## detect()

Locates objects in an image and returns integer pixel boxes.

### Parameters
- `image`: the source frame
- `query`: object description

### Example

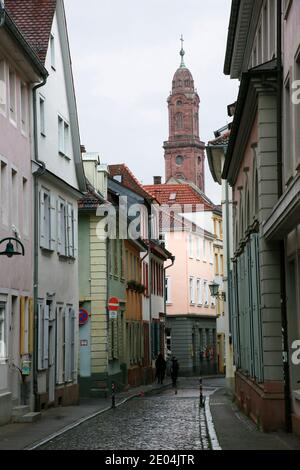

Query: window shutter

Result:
[67,203,73,257]
[64,307,71,381]
[57,200,62,254]
[50,194,56,251]
[55,307,61,384]
[43,304,49,369]
[20,297,26,355]
[70,308,76,379]
[28,298,34,354]
[113,319,118,360]
[37,303,44,370]
[40,190,45,248]
[72,207,77,259]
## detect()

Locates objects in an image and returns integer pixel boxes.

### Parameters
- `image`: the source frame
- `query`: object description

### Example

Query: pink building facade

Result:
[0,8,46,424]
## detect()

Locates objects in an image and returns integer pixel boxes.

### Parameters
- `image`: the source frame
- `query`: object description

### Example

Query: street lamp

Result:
[209,282,226,301]
[0,238,25,258]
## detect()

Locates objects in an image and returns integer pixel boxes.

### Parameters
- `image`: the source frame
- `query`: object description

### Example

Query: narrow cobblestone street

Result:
[39,380,213,450]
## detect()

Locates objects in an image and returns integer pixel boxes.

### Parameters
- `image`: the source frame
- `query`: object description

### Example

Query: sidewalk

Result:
[0,381,171,451]
[209,387,300,450]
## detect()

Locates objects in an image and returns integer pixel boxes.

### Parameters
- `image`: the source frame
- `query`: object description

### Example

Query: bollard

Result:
[199,377,204,408]
[111,382,116,409]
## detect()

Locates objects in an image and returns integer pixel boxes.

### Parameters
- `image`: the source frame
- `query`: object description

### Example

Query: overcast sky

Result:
[64,0,238,204]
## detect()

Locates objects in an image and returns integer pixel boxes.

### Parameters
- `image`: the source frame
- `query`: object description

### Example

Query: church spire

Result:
[180,34,186,68]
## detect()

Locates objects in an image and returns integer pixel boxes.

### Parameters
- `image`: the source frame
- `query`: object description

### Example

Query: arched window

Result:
[175,113,183,129]
[176,100,182,106]
[185,80,190,87]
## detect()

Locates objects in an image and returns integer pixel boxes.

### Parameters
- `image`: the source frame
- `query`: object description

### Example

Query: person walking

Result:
[170,356,179,394]
[155,353,166,385]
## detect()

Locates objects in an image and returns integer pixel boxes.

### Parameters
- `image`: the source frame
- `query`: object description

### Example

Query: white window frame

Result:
[203,238,207,262]
[40,188,54,251]
[50,34,56,70]
[58,115,70,158]
[189,277,195,305]
[0,160,8,226]
[196,237,201,260]
[40,95,46,136]
[0,59,6,116]
[0,300,7,361]
[196,279,202,306]
[204,281,209,307]
[20,81,27,134]
[58,198,67,256]
[9,68,16,124]
[188,234,193,258]
[37,302,49,371]
[165,277,171,304]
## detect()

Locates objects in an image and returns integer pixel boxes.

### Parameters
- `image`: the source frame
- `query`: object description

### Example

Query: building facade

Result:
[222,0,291,432]
[0,4,47,425]
[6,0,86,410]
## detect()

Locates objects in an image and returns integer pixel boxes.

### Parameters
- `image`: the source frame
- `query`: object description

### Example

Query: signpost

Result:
[108,297,119,319]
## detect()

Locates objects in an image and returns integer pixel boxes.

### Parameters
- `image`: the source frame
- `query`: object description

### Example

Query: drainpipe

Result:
[32,77,48,408]
[276,0,292,433]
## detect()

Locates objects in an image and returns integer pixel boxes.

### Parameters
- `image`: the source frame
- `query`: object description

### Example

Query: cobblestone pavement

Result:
[39,382,213,450]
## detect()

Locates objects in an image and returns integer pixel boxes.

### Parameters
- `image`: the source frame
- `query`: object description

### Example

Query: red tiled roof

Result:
[208,130,231,146]
[108,164,156,202]
[143,184,214,211]
[5,0,57,64]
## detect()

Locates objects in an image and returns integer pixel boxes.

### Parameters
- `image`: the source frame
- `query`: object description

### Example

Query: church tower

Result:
[164,39,205,192]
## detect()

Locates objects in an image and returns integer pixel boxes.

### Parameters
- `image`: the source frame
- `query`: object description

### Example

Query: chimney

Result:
[80,144,86,154]
[153,176,162,185]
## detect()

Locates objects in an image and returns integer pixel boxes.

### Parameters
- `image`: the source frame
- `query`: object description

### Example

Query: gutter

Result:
[32,77,48,407]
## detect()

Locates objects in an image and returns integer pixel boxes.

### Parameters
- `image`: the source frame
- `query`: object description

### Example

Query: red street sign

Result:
[79,309,89,325]
[108,297,119,311]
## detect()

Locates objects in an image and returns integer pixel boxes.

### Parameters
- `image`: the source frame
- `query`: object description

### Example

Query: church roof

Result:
[5,0,57,64]
[172,66,195,93]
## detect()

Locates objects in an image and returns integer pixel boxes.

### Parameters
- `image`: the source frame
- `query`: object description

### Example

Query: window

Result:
[40,96,46,136]
[0,302,6,359]
[40,189,51,250]
[9,69,16,121]
[165,277,171,304]
[196,237,201,259]
[294,51,300,167]
[0,60,6,115]
[175,112,183,129]
[58,116,70,157]
[215,253,219,275]
[220,254,224,276]
[64,306,76,382]
[50,34,56,70]
[196,279,201,305]
[203,281,209,306]
[58,198,67,256]
[20,82,27,132]
[203,239,206,261]
[284,77,293,183]
[37,302,49,371]
[189,234,193,258]
[189,277,195,305]
[11,169,18,228]
[210,242,213,264]
[0,161,8,225]
[22,178,29,236]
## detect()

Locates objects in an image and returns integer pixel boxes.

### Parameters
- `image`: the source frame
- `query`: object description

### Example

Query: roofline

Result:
[0,7,48,78]
[224,0,241,75]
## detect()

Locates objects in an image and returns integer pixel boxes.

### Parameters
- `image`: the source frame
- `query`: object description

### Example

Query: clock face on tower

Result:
[176,155,184,166]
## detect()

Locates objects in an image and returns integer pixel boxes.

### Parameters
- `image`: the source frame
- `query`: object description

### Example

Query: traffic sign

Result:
[79,308,89,326]
[109,311,118,320]
[108,297,119,311]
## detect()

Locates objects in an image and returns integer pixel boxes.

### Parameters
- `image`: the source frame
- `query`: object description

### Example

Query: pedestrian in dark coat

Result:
[155,353,166,385]
[170,356,179,392]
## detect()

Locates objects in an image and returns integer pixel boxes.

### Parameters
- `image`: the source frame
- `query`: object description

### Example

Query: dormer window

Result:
[169,193,177,201]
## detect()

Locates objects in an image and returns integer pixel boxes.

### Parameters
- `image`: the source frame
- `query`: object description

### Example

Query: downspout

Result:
[225,180,232,343]
[32,77,48,408]
[276,0,292,433]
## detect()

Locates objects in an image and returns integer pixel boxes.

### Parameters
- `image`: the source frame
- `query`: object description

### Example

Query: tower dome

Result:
[172,36,195,93]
